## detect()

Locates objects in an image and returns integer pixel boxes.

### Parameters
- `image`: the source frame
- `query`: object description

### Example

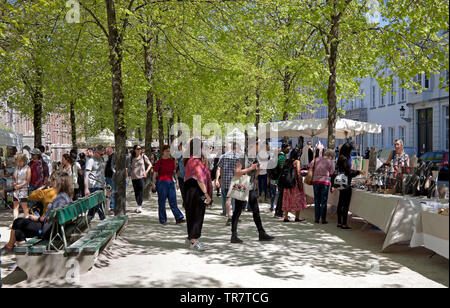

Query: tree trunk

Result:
[33,67,43,147]
[327,16,339,151]
[143,37,154,200]
[169,111,174,145]
[70,99,77,150]
[105,0,127,216]
[156,97,164,151]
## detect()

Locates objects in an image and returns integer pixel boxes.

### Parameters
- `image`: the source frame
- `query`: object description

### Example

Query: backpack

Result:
[267,153,283,181]
[278,160,297,189]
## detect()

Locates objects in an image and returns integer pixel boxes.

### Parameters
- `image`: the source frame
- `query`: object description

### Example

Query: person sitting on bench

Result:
[1,171,73,255]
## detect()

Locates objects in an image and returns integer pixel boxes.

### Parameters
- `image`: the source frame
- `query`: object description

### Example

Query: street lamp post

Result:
[400,105,412,122]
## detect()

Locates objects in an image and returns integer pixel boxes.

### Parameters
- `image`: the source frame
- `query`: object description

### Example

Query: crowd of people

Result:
[5,136,414,254]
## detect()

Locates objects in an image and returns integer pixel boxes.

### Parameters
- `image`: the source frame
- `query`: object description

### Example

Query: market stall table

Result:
[304,183,447,252]
[410,210,449,259]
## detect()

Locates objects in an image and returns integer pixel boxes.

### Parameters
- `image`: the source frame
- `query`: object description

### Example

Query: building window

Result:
[388,127,395,146]
[424,73,430,89]
[389,80,395,105]
[446,106,449,151]
[399,126,406,145]
[381,128,385,148]
[379,91,385,107]
[400,86,406,102]
[360,90,365,108]
[371,86,376,108]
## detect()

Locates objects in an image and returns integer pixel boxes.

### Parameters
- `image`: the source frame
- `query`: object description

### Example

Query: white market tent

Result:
[80,129,115,147]
[262,118,381,139]
[0,128,24,149]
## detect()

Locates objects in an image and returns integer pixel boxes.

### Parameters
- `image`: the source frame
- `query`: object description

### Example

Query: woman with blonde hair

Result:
[386,139,410,168]
[12,153,31,221]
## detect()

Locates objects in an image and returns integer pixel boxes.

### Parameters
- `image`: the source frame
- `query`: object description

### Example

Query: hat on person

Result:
[31,148,41,155]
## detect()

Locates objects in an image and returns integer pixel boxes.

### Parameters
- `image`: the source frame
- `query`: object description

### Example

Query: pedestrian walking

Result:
[308,149,335,224]
[230,140,275,244]
[28,148,49,215]
[84,145,106,220]
[105,147,116,213]
[38,145,52,181]
[274,143,290,218]
[152,145,185,224]
[215,142,240,225]
[281,148,307,222]
[175,143,187,208]
[183,138,212,251]
[12,154,31,221]
[61,153,79,201]
[334,143,364,229]
[300,141,314,169]
[130,145,152,213]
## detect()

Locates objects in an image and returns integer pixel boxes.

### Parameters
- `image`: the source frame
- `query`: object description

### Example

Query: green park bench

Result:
[13,190,128,280]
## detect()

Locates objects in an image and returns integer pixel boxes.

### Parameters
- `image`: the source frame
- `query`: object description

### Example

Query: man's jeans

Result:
[221,187,235,216]
[156,180,184,223]
[313,183,329,222]
[105,177,115,210]
[87,187,105,220]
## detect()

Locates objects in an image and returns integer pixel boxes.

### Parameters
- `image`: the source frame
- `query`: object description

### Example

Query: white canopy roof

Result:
[0,128,23,149]
[262,118,381,139]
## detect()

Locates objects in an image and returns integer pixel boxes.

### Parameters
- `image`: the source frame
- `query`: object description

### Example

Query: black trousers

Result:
[337,188,352,225]
[13,218,42,242]
[275,186,284,217]
[184,179,206,240]
[132,178,145,206]
[232,190,264,236]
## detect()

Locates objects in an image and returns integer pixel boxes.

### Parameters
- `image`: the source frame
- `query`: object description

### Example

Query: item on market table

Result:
[410,155,418,168]
[368,146,378,174]
[438,208,449,216]
[438,184,448,199]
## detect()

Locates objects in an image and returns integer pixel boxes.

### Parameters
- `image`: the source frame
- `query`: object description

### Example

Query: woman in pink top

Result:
[307,149,335,224]
[183,139,212,251]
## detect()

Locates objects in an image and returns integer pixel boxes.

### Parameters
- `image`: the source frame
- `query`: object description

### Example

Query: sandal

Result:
[283,218,290,222]
[341,225,352,230]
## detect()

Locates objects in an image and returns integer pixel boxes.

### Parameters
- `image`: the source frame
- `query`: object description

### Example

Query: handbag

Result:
[227,174,251,202]
[304,158,316,185]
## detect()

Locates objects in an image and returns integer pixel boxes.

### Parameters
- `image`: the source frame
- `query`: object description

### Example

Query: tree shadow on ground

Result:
[2,186,448,287]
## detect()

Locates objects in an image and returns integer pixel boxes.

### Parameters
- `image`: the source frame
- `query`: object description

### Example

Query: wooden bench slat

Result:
[14,238,43,254]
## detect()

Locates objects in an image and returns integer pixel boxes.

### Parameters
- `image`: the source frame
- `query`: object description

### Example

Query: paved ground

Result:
[1,184,448,288]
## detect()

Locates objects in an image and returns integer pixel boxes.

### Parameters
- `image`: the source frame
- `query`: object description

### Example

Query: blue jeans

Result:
[87,187,105,220]
[156,180,184,223]
[313,184,329,222]
[269,184,278,210]
[221,187,235,216]
[105,177,115,210]
[258,174,268,198]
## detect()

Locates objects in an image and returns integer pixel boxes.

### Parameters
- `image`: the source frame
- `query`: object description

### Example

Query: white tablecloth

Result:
[304,183,448,252]
[411,210,449,259]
